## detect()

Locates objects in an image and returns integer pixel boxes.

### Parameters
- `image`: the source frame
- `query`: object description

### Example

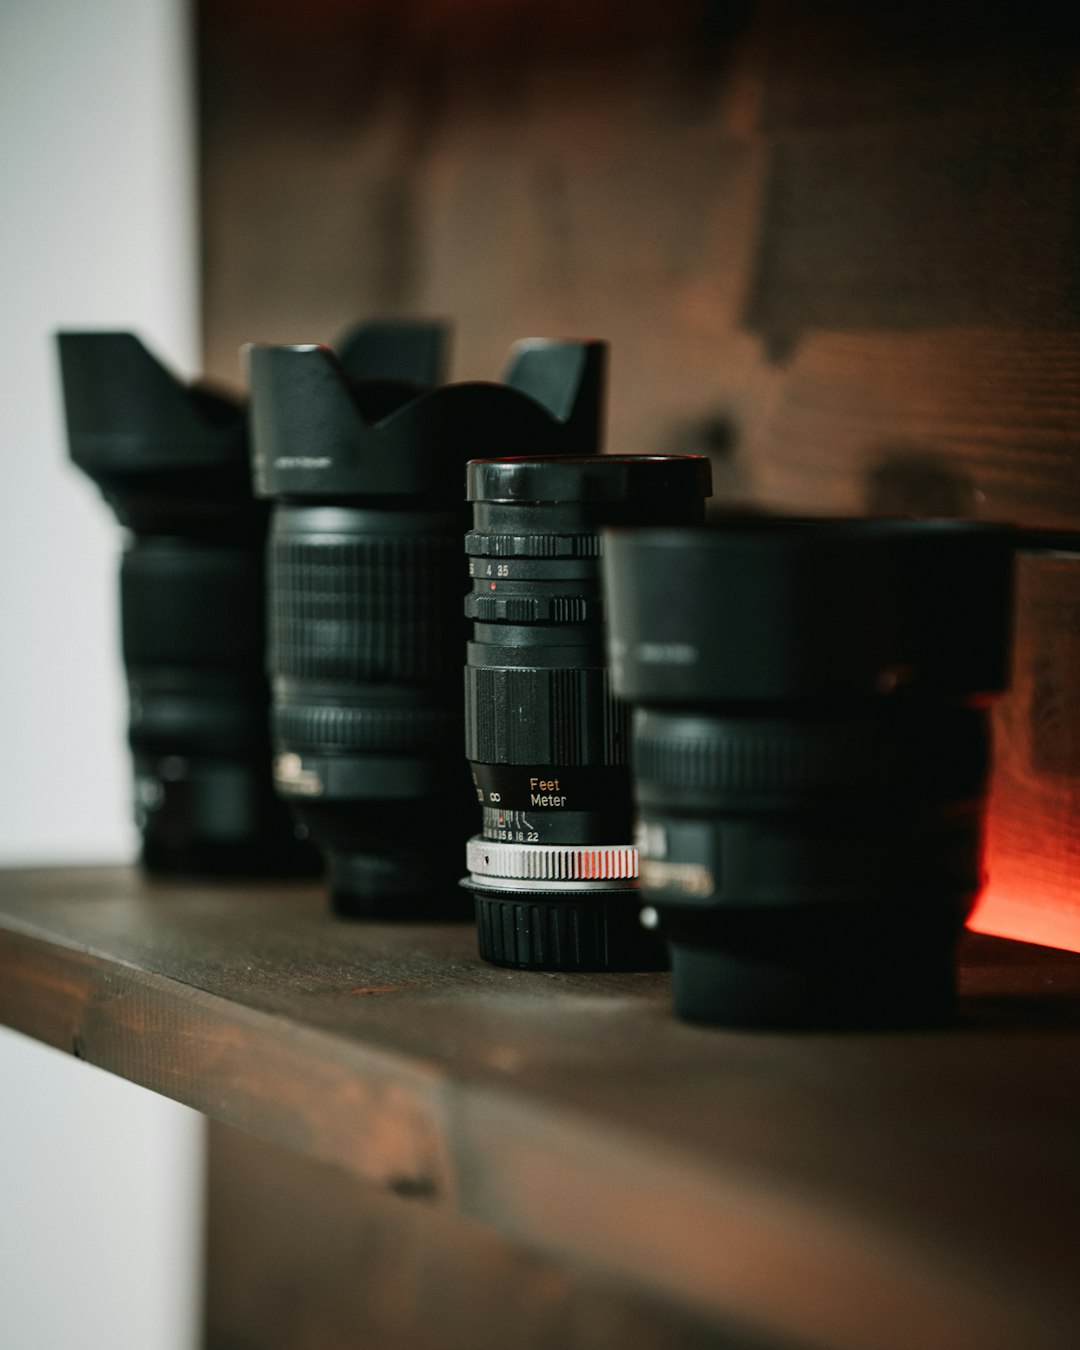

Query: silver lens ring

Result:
[466,836,639,890]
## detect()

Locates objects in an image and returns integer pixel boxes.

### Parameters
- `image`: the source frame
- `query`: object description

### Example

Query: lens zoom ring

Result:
[274,703,459,752]
[634,721,912,792]
[270,534,461,679]
[465,665,628,764]
[466,532,603,559]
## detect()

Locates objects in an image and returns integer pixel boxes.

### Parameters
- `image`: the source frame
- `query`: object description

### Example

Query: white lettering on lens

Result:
[638,642,697,665]
[640,859,713,897]
[273,456,331,470]
[274,753,324,797]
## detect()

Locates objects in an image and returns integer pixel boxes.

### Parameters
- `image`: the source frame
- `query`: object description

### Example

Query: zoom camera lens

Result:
[57,331,317,875]
[249,336,606,918]
[464,455,712,969]
[604,520,1015,1028]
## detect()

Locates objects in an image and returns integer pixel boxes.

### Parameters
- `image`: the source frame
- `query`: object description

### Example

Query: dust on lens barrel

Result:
[463,454,712,970]
[603,519,1016,1028]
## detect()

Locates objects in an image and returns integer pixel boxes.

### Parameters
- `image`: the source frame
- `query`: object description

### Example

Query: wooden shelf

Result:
[2,865,1079,1350]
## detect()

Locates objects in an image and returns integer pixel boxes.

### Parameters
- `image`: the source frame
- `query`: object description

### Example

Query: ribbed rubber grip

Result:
[270,532,461,680]
[474,892,664,970]
[634,719,896,792]
[273,702,459,752]
[465,531,603,558]
[465,593,592,622]
[122,540,262,668]
[465,665,628,764]
[633,709,989,797]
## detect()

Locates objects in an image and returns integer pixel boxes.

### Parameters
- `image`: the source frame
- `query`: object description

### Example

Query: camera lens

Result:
[249,337,606,918]
[58,331,316,876]
[604,519,1015,1027]
[464,454,712,969]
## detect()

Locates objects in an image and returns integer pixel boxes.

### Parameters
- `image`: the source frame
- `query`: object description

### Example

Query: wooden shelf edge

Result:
[2,901,1078,1350]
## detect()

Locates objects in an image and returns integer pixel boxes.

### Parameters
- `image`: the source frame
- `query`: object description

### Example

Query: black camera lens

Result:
[603,519,1015,1027]
[464,454,712,969]
[57,331,316,876]
[249,337,606,918]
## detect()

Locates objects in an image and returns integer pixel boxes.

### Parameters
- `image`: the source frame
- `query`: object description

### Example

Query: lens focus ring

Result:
[273,702,459,753]
[634,708,989,799]
[270,532,460,680]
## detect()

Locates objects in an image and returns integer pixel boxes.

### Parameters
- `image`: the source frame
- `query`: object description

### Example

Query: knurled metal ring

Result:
[466,836,639,890]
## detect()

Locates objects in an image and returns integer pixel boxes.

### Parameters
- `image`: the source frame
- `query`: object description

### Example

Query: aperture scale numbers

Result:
[481,807,539,843]
[470,560,510,578]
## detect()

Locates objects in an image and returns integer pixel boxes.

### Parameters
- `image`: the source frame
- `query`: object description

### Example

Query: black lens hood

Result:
[248,339,606,501]
[604,518,1016,704]
[57,332,251,526]
[57,331,247,475]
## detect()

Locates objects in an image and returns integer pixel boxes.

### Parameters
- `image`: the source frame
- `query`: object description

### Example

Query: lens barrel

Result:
[464,455,712,969]
[604,519,1015,1027]
[249,337,607,918]
[58,331,316,876]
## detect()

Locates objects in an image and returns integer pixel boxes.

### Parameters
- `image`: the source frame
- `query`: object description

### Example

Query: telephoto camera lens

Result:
[57,331,317,875]
[603,520,1016,1028]
[248,337,606,918]
[464,454,712,969]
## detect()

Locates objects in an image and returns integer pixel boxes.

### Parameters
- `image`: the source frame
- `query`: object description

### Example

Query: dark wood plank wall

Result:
[196,13,1080,1327]
[199,0,1080,528]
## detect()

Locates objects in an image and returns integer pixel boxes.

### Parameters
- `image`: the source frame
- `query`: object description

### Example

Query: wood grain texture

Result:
[199,0,1080,528]
[205,1120,771,1350]
[2,867,1080,1350]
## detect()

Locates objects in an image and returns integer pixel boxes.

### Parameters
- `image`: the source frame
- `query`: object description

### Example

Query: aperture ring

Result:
[465,531,603,559]
[467,836,639,882]
[274,702,459,752]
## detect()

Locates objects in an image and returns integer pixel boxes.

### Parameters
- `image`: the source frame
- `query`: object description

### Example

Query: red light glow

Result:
[968,885,1080,955]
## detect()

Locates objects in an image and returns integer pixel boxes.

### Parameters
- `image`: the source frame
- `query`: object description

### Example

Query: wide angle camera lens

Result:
[464,454,712,969]
[248,337,606,918]
[604,519,1015,1027]
[57,331,322,876]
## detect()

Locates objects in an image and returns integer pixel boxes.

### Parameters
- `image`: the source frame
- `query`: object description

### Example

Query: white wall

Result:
[0,2,204,1347]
